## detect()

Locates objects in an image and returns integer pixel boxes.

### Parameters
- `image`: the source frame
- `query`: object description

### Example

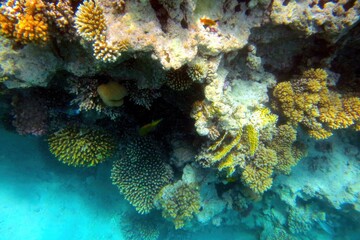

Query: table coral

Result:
[111,136,173,214]
[48,127,116,167]
[273,68,360,139]
[156,181,200,229]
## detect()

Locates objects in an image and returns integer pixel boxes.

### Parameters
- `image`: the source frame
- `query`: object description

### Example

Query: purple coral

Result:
[12,94,49,136]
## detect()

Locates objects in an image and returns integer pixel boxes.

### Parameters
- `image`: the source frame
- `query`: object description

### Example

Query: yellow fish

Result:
[138,119,163,136]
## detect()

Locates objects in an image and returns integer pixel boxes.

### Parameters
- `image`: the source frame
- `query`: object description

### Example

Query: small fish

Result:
[200,17,218,28]
[138,119,163,136]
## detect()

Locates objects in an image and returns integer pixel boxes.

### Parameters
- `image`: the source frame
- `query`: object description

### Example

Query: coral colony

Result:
[0,0,359,239]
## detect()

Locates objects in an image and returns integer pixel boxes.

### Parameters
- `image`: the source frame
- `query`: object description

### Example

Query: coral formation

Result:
[166,65,193,91]
[111,136,173,214]
[48,127,115,167]
[97,81,128,107]
[196,107,305,193]
[75,0,129,62]
[156,181,200,229]
[0,0,360,237]
[74,0,106,41]
[67,77,124,120]
[0,0,75,44]
[273,68,360,139]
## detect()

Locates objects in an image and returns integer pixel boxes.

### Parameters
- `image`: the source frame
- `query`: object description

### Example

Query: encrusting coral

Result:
[48,127,116,167]
[273,68,360,139]
[111,136,173,214]
[156,181,201,229]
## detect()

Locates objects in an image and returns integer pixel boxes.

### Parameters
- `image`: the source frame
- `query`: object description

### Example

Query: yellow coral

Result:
[75,0,106,41]
[15,12,48,43]
[308,128,332,140]
[242,164,273,194]
[0,0,49,44]
[93,36,129,62]
[253,146,278,168]
[273,68,360,140]
[244,125,258,156]
[212,130,242,162]
[343,97,360,121]
[48,127,116,167]
[217,153,236,176]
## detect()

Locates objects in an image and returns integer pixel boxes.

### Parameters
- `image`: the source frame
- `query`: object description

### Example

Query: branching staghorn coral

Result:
[156,181,200,229]
[48,126,116,167]
[111,136,173,214]
[74,0,129,62]
[0,0,75,44]
[272,68,360,139]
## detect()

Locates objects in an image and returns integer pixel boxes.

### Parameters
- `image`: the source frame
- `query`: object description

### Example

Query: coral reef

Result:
[48,127,115,167]
[0,0,360,237]
[111,136,173,214]
[156,180,201,229]
[273,68,360,139]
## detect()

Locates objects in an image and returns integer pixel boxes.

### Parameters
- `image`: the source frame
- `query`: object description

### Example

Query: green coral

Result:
[156,181,201,229]
[111,136,173,214]
[48,127,115,167]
